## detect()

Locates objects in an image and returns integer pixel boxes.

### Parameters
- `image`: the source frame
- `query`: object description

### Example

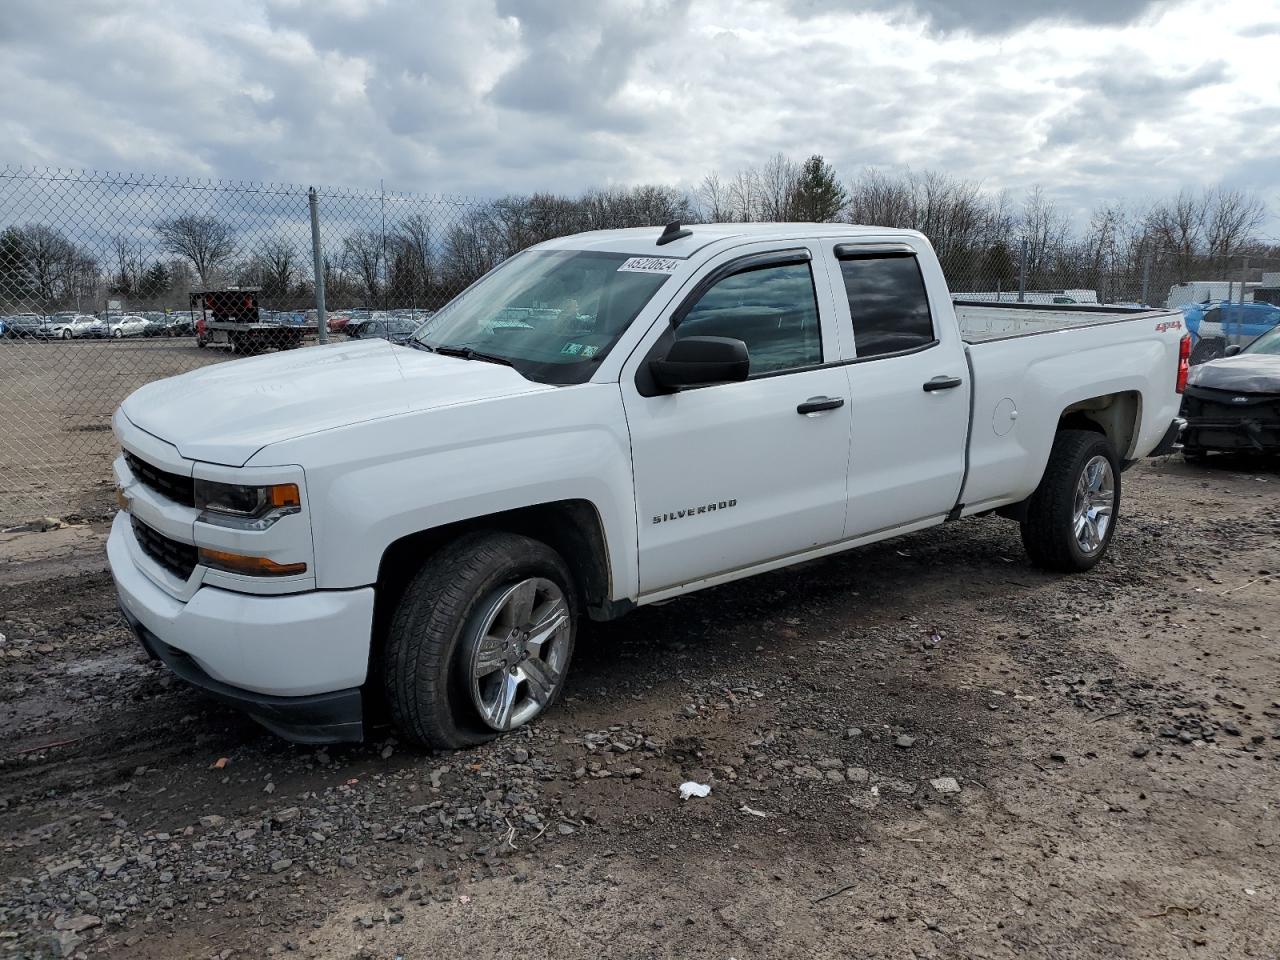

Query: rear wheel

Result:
[383,532,577,749]
[1020,430,1120,572]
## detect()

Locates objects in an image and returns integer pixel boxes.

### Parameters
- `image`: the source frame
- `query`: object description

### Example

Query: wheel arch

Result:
[1055,390,1142,460]
[372,498,617,637]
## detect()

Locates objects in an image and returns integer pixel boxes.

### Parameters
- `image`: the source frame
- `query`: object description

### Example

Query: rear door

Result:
[621,242,852,594]
[826,243,970,535]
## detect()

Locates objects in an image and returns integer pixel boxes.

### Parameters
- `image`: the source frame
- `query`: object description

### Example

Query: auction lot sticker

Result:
[617,257,681,274]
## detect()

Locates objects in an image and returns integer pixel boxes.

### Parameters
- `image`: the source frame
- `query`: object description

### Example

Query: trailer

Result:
[191,288,314,354]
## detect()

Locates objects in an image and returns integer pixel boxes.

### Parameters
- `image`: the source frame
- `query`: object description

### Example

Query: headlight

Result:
[194,480,301,531]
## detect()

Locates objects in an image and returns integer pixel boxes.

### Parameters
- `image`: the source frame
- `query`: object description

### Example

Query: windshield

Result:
[1244,326,1280,355]
[412,250,673,384]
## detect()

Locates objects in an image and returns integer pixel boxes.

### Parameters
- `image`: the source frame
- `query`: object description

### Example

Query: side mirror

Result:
[1224,344,1242,357]
[650,336,750,390]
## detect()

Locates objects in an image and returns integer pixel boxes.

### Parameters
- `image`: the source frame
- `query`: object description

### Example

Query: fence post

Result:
[309,187,329,345]
[1140,249,1152,306]
[1239,257,1249,304]
[1017,238,1027,303]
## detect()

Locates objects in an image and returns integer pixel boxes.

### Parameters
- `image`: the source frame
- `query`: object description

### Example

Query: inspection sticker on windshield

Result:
[617,256,680,274]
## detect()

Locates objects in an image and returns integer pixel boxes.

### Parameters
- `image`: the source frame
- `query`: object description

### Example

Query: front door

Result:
[621,244,852,595]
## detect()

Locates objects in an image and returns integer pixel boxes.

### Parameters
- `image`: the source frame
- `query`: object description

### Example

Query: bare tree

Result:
[757,153,799,221]
[388,213,435,308]
[16,225,77,305]
[1019,186,1071,287]
[342,230,384,302]
[252,237,297,301]
[155,215,237,286]
[696,172,733,223]
[1202,186,1266,269]
[728,169,759,222]
[1143,190,1204,282]
[110,235,145,295]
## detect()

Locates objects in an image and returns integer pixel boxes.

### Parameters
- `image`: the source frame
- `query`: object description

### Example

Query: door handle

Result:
[922,376,963,392]
[796,396,846,414]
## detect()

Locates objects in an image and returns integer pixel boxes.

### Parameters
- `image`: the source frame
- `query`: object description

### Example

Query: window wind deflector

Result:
[834,242,917,259]
[670,248,813,326]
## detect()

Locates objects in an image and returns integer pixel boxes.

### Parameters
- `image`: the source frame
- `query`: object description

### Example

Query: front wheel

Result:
[61,330,72,340]
[1020,430,1120,572]
[112,329,123,338]
[383,532,577,749]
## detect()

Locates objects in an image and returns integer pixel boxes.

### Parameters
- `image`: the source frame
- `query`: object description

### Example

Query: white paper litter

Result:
[678,781,711,800]
[930,777,961,794]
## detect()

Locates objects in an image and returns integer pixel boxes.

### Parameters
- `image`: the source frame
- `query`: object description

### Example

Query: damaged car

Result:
[1181,325,1280,460]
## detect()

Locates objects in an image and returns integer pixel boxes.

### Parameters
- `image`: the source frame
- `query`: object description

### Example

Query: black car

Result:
[1181,326,1280,459]
[346,316,420,344]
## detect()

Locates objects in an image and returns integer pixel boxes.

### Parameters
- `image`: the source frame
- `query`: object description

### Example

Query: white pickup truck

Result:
[109,223,1189,746]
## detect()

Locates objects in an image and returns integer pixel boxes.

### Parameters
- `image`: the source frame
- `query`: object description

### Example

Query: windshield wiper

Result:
[431,344,515,367]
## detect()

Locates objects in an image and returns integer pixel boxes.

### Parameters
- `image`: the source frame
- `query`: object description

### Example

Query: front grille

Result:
[124,451,195,507]
[131,515,198,580]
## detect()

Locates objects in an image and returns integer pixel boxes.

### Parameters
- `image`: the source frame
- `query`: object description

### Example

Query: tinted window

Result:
[838,255,935,358]
[676,262,822,375]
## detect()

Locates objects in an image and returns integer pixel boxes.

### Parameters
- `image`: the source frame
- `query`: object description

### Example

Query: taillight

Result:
[1176,334,1190,394]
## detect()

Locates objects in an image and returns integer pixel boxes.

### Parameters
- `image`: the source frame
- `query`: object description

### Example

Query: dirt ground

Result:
[1,454,1277,960]
[0,338,224,525]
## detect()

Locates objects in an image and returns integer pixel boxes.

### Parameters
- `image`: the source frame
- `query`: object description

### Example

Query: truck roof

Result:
[536,222,914,257]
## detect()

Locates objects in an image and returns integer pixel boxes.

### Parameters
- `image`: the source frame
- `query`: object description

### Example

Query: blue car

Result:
[1182,301,1280,364]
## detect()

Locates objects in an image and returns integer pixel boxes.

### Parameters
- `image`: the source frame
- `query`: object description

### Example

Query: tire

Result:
[1020,429,1120,573]
[61,330,72,340]
[384,531,578,749]
[112,329,123,338]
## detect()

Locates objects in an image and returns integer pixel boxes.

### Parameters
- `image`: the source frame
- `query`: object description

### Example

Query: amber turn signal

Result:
[198,548,307,577]
[269,484,301,509]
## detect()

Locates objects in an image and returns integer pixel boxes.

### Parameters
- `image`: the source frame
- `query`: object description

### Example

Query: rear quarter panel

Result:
[962,316,1184,511]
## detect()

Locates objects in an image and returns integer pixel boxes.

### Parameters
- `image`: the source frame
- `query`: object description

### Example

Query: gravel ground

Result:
[1,455,1277,960]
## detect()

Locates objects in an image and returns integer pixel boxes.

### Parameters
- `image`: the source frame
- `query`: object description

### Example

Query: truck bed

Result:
[954,301,1174,343]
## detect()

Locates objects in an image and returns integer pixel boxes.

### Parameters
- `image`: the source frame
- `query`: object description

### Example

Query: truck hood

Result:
[121,339,551,465]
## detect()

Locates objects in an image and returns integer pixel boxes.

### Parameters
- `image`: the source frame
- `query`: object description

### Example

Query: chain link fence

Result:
[2,164,1279,525]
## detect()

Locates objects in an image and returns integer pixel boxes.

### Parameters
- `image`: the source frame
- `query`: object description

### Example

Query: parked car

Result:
[346,315,420,344]
[1180,325,1280,459]
[47,314,100,339]
[1182,301,1280,363]
[2,314,54,339]
[109,222,1188,746]
[109,315,148,338]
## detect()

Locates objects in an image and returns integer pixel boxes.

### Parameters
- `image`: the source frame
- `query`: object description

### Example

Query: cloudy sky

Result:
[2,0,1279,230]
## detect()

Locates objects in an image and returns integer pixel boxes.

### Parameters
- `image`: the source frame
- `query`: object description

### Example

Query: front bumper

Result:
[1180,387,1280,453]
[1182,417,1280,453]
[109,512,375,743]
